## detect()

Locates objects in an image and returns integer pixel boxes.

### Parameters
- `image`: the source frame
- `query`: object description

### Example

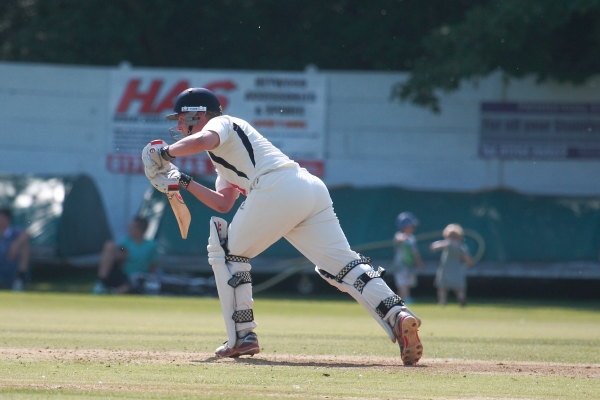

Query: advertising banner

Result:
[107,70,326,176]
[479,102,600,159]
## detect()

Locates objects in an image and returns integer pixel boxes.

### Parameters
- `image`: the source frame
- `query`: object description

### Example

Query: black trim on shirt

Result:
[208,152,249,180]
[233,123,256,166]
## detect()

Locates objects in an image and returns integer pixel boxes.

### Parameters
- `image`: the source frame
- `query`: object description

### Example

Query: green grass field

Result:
[0,291,598,399]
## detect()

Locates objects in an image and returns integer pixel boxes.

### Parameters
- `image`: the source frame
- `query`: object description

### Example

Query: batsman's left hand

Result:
[142,139,170,179]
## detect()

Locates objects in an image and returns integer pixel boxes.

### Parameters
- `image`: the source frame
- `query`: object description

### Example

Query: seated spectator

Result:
[93,216,158,294]
[0,207,30,291]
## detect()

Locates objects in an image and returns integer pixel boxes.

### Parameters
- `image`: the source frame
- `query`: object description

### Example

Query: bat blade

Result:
[167,191,191,239]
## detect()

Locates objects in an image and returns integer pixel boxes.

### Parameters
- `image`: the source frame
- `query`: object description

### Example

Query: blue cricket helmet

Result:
[166,88,222,120]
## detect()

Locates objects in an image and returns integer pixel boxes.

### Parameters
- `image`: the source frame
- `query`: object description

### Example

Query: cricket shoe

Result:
[393,310,423,366]
[215,332,260,358]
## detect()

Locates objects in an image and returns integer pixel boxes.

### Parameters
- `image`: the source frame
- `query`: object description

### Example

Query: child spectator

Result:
[430,223,474,306]
[391,212,424,304]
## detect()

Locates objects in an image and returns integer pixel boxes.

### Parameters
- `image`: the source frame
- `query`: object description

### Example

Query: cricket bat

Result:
[167,191,191,239]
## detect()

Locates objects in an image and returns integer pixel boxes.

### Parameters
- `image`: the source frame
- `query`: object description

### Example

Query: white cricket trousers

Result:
[227,165,359,275]
[227,164,401,328]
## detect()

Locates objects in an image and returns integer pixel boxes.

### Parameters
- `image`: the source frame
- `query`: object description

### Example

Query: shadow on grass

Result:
[193,355,426,369]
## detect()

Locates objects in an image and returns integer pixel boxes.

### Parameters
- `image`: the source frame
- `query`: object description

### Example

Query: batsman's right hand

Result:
[142,139,170,179]
[150,164,181,194]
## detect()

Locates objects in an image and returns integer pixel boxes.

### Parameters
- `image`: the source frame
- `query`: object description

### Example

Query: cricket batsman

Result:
[141,88,423,365]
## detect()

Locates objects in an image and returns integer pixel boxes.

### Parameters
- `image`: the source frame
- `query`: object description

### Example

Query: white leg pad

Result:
[315,263,403,342]
[228,261,257,332]
[208,217,258,347]
[208,217,237,347]
[211,261,238,347]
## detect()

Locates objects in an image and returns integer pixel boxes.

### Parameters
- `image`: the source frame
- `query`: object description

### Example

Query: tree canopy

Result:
[399,0,600,111]
[1,0,599,111]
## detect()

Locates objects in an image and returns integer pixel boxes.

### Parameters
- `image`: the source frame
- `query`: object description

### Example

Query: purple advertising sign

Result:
[479,102,600,159]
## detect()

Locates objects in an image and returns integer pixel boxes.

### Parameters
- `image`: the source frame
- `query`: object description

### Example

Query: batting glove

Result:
[150,164,181,194]
[142,139,172,179]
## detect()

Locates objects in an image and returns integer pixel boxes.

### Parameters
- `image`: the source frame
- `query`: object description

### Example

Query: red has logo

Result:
[116,79,236,114]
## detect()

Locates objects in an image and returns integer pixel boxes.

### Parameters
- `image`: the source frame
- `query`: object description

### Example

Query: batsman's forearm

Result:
[185,181,236,213]
[167,131,220,156]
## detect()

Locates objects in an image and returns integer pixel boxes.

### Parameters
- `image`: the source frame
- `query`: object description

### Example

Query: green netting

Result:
[139,182,600,263]
[0,173,112,260]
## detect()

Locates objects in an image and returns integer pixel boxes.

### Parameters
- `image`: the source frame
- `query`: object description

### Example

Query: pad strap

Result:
[354,266,386,293]
[376,295,404,318]
[226,254,251,263]
[232,309,254,323]
[228,271,252,288]
[334,256,372,282]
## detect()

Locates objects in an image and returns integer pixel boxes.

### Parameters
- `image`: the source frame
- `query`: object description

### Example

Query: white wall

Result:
[0,62,149,238]
[325,70,600,194]
[1,62,598,238]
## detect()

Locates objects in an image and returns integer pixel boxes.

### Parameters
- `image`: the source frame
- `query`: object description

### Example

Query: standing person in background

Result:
[141,87,423,365]
[93,216,158,294]
[391,212,424,304]
[430,223,474,307]
[0,208,30,291]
